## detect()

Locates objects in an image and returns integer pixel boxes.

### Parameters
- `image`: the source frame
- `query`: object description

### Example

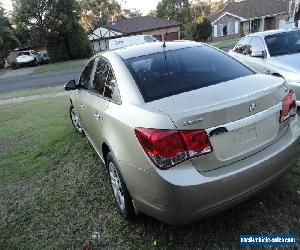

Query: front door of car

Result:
[231,36,252,64]
[244,36,268,73]
[72,59,96,131]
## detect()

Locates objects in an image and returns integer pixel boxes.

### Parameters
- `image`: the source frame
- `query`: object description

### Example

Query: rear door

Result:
[82,57,121,154]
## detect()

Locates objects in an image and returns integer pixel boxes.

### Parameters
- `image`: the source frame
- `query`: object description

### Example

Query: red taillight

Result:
[135,128,212,170]
[280,90,297,123]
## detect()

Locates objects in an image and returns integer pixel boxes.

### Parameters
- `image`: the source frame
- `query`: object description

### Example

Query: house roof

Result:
[208,0,290,22]
[104,16,182,34]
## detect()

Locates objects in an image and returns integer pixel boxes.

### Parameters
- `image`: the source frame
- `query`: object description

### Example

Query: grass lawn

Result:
[0,96,299,249]
[209,38,241,49]
[34,59,88,73]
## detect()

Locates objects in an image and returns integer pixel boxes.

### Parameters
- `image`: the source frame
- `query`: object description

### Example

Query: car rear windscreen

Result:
[18,52,30,56]
[124,46,254,102]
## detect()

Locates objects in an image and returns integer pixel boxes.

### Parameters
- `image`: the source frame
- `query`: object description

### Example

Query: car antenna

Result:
[162,34,166,48]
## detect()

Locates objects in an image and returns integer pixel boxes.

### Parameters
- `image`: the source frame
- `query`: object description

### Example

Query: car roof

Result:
[247,28,300,38]
[96,41,203,60]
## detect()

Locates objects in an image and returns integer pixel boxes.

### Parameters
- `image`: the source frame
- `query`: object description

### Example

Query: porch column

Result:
[261,17,265,31]
[249,19,252,33]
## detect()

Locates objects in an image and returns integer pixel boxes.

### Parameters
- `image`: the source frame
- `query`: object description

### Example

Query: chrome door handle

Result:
[94,113,100,120]
[81,104,85,109]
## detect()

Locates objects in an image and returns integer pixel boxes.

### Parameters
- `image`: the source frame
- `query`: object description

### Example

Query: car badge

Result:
[249,102,256,112]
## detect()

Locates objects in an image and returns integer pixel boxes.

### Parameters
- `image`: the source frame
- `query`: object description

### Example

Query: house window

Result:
[228,22,235,35]
[218,24,223,36]
[251,19,260,32]
[223,25,228,36]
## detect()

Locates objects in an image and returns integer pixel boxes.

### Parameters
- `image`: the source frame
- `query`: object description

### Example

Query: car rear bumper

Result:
[17,60,35,66]
[120,117,300,225]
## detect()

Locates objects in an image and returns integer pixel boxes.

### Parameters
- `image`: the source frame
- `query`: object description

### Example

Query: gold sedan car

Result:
[65,41,300,225]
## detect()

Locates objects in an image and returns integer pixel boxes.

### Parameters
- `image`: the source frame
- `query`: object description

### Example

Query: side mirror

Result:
[108,79,116,88]
[251,50,266,58]
[64,79,76,91]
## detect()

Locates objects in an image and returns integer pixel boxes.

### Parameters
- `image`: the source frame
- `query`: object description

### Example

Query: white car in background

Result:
[38,51,50,64]
[109,35,157,50]
[229,29,300,105]
[16,50,43,67]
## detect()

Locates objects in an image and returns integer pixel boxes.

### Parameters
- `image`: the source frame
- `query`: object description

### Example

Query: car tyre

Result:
[69,105,84,136]
[107,152,135,220]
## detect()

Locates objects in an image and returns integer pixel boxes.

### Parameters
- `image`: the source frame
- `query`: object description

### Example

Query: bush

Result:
[46,32,70,63]
[0,58,5,69]
[185,17,212,42]
[47,24,93,62]
[68,24,93,60]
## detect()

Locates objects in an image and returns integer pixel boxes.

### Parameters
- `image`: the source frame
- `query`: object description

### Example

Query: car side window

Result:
[92,57,121,103]
[103,67,120,103]
[249,37,265,53]
[92,58,108,95]
[79,59,95,90]
[234,37,252,55]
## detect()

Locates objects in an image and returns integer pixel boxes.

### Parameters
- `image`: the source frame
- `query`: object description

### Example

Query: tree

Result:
[12,0,92,62]
[148,9,157,17]
[80,0,122,33]
[121,8,142,18]
[156,0,191,24]
[0,4,20,68]
[190,1,212,19]
[68,24,93,60]
[186,17,212,42]
[12,0,55,47]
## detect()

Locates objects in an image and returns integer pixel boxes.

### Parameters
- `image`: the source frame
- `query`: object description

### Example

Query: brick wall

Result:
[211,14,241,42]
[142,26,181,41]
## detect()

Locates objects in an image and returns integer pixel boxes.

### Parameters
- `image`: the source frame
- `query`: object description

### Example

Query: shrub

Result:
[68,24,93,60]
[185,17,212,42]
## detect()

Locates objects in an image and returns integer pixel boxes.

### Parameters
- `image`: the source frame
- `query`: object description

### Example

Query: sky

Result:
[1,0,160,15]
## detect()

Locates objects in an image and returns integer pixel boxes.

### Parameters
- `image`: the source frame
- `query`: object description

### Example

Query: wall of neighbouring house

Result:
[142,26,181,41]
[264,16,276,30]
[276,13,289,28]
[212,15,240,42]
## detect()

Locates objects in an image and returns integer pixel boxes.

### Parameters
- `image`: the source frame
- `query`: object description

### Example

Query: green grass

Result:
[0,96,299,249]
[34,59,88,73]
[209,38,241,49]
[0,86,64,100]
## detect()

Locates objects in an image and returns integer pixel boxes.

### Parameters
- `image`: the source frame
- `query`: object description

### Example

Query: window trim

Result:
[86,56,122,105]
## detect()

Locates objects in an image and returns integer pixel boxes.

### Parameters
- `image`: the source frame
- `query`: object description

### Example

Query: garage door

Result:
[165,32,179,41]
[279,19,288,29]
[154,35,162,41]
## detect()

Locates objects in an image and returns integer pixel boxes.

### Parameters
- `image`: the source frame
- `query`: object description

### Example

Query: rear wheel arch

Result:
[102,142,110,166]
[272,73,284,78]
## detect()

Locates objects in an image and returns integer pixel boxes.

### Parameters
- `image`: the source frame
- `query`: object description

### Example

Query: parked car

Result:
[65,41,300,225]
[37,51,50,64]
[229,29,300,105]
[16,50,42,67]
[109,35,157,50]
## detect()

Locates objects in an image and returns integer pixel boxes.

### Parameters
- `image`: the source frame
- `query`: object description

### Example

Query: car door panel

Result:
[83,92,109,153]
